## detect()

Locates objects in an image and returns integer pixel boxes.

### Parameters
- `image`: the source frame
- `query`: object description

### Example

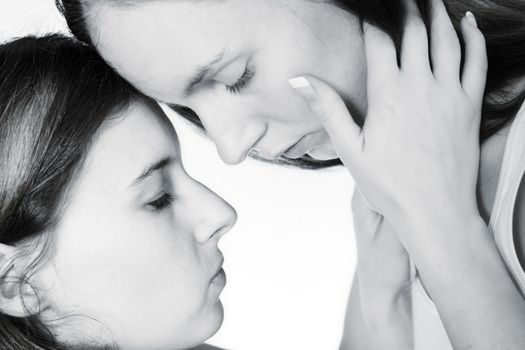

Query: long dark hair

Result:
[336,0,525,140]
[56,0,525,168]
[0,34,144,350]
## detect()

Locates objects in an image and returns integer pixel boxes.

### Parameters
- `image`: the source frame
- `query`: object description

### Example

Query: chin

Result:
[205,301,225,339]
[212,301,225,332]
[181,302,225,350]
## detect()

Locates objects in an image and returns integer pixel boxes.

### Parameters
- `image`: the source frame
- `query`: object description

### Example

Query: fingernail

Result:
[465,11,477,28]
[288,76,317,100]
[289,76,311,89]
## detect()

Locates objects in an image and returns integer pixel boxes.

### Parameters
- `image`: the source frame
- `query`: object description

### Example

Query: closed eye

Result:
[147,193,174,212]
[226,65,255,94]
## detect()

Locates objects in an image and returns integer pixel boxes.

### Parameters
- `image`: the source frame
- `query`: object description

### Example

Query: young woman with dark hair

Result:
[0,34,234,350]
[54,0,525,349]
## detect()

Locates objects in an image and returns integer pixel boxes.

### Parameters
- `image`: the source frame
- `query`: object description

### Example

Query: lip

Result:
[210,268,226,288]
[282,134,316,159]
[248,132,319,161]
[210,254,225,283]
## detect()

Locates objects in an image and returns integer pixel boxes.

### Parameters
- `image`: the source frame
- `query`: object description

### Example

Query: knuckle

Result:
[434,33,461,55]
[405,19,426,34]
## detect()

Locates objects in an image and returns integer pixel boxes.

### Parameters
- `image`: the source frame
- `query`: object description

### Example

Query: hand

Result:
[290,0,488,237]
[351,189,413,350]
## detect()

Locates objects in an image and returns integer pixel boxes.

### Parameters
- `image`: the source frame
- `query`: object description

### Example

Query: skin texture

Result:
[31,102,237,350]
[296,2,525,349]
[339,189,412,350]
[79,0,525,348]
[89,0,367,164]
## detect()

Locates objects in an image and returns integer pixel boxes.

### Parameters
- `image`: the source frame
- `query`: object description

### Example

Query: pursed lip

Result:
[210,253,225,282]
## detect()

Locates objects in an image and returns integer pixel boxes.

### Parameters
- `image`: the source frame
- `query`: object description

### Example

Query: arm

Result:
[291,1,525,348]
[393,211,525,350]
[340,190,413,350]
[340,274,413,350]
[339,274,376,350]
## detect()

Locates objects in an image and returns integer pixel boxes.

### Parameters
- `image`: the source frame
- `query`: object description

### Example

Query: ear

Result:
[0,244,40,318]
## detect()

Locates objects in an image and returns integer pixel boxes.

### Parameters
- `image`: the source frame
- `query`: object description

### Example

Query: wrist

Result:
[402,214,496,291]
[356,266,413,297]
[388,204,487,257]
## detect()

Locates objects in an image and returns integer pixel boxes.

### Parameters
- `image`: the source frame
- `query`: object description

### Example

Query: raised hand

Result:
[292,2,525,349]
[289,0,488,246]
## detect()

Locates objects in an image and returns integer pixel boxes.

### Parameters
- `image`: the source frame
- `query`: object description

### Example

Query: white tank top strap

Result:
[489,101,525,294]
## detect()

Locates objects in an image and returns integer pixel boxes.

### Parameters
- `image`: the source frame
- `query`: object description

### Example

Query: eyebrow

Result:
[184,50,226,97]
[130,156,174,187]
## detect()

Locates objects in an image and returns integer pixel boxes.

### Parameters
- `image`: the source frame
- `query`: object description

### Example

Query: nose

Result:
[212,131,253,165]
[192,103,266,165]
[181,178,237,244]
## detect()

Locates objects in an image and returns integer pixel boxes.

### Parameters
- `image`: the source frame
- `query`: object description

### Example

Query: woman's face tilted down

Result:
[87,0,368,164]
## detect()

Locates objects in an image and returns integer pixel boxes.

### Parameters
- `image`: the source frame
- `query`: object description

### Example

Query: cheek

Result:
[248,52,319,126]
[50,208,209,342]
[257,79,318,126]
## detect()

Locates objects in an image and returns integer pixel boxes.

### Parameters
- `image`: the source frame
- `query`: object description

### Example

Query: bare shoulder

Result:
[190,344,227,350]
[513,176,525,269]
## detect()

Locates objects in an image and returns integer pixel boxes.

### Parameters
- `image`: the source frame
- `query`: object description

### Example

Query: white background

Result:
[0,2,357,349]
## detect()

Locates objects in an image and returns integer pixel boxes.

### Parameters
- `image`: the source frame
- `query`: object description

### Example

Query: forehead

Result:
[78,101,178,193]
[91,0,257,100]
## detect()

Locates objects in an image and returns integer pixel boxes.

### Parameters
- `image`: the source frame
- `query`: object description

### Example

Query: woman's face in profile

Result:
[43,102,237,349]
[90,0,367,165]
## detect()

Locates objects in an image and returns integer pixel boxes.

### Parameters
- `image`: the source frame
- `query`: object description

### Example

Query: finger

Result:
[401,0,431,72]
[289,75,362,163]
[430,0,461,81]
[460,12,488,109]
[364,22,399,92]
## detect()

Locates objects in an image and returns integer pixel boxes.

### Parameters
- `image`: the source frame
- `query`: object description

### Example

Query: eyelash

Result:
[147,193,174,212]
[226,65,255,94]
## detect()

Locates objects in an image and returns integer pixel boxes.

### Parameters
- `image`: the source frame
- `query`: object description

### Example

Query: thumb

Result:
[288,75,362,163]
